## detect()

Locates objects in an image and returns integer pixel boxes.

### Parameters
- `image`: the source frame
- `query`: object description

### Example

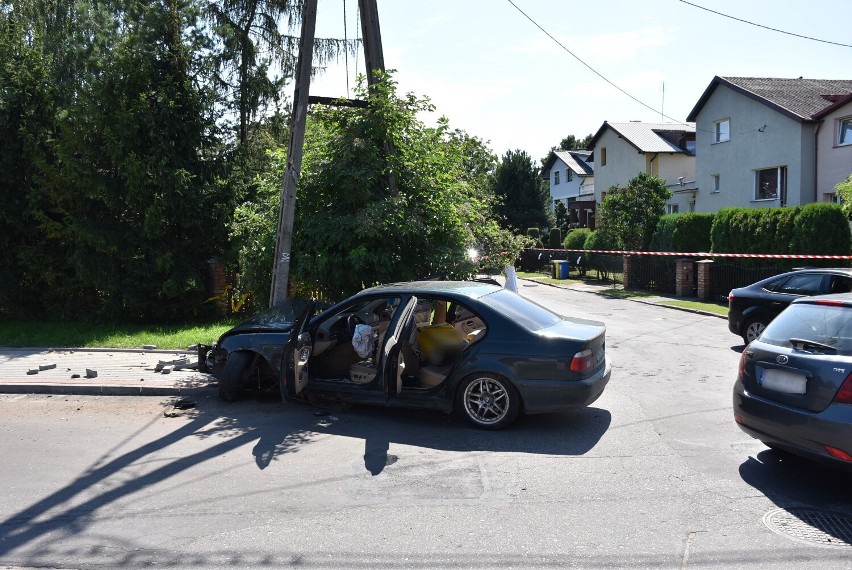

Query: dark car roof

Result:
[360,280,503,299]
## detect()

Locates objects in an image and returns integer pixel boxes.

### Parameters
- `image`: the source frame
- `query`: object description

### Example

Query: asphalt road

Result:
[1,283,851,569]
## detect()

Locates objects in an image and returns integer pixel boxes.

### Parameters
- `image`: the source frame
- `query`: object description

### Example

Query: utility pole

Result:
[269,0,385,306]
[269,0,317,306]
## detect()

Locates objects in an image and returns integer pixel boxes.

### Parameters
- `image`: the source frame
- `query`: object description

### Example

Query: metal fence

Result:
[627,256,680,294]
[518,249,623,285]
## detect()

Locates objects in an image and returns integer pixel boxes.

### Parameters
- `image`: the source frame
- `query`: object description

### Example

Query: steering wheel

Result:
[347,314,363,338]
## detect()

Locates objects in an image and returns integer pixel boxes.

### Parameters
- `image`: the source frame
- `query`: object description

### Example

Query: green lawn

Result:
[658,300,728,316]
[0,319,239,350]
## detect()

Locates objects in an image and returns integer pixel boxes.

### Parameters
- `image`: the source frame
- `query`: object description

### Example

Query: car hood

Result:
[226,298,314,333]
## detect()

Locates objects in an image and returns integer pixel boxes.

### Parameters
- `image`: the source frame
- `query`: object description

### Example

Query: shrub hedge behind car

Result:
[564,228,591,251]
[711,204,850,255]
[649,213,715,253]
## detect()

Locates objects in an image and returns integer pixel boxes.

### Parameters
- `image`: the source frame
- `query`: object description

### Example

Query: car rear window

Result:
[481,289,561,331]
[761,303,852,355]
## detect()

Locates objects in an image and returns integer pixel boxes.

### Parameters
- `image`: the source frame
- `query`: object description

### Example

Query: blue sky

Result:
[310,0,851,162]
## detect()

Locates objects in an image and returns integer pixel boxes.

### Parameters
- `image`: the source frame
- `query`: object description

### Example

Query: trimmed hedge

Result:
[564,228,591,250]
[548,228,562,249]
[583,230,620,263]
[711,204,850,255]
[649,213,715,253]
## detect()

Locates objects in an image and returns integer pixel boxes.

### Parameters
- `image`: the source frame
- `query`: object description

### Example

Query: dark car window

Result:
[829,275,852,294]
[482,289,561,331]
[761,303,852,355]
[775,274,823,296]
[762,277,789,292]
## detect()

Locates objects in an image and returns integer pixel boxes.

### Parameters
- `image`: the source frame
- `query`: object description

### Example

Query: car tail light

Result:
[832,373,852,404]
[728,291,735,303]
[813,299,845,307]
[737,350,747,378]
[570,349,594,373]
[825,445,852,462]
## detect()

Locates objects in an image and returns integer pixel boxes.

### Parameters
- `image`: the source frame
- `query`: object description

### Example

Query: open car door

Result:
[281,299,316,400]
[381,296,418,397]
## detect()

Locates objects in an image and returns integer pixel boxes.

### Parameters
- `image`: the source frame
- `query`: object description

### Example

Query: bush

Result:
[548,228,562,249]
[583,229,620,264]
[711,204,850,255]
[649,213,714,253]
[564,228,591,250]
[527,227,541,240]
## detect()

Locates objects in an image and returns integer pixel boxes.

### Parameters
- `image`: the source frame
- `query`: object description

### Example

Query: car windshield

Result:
[234,297,314,329]
[482,289,561,331]
[761,303,852,355]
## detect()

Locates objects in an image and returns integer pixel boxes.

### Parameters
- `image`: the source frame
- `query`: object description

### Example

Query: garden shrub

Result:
[563,228,591,250]
[649,213,714,253]
[548,228,562,249]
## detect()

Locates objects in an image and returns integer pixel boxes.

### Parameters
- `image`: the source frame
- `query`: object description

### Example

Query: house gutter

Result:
[814,121,821,203]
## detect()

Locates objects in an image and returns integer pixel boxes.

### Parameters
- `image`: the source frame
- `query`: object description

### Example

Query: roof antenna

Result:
[661,82,665,122]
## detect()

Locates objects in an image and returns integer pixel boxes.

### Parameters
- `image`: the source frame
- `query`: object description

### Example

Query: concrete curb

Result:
[0,383,214,396]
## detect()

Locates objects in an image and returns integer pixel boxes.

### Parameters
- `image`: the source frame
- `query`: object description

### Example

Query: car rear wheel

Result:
[742,317,767,344]
[457,374,520,429]
[219,351,252,402]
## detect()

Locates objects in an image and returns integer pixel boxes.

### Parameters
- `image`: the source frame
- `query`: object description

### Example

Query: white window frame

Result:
[600,147,607,166]
[839,116,852,146]
[567,170,573,182]
[553,171,560,185]
[754,166,786,201]
[713,119,730,143]
[666,204,679,214]
[712,174,720,193]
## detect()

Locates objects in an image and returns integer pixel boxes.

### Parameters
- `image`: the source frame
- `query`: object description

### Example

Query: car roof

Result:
[360,280,502,299]
[792,292,852,306]
[750,268,852,285]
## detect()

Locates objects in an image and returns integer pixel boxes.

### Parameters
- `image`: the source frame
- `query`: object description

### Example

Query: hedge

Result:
[548,228,562,249]
[649,213,715,253]
[564,228,591,250]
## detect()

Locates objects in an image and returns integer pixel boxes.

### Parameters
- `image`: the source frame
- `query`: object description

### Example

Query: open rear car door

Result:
[381,296,418,397]
[281,299,316,400]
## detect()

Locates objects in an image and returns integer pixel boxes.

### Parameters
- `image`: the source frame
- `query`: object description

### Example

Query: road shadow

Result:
[0,390,610,561]
[739,448,852,509]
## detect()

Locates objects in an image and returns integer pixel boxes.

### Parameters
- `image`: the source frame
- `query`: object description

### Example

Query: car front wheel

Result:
[457,374,520,429]
[742,317,767,344]
[219,351,252,402]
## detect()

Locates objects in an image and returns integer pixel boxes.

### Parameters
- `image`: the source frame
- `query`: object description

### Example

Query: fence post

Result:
[623,255,633,289]
[675,258,695,297]
[207,257,228,313]
[696,260,713,301]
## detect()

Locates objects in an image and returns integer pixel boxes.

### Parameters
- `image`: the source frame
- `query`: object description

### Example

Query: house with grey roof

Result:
[686,76,852,212]
[541,150,595,229]
[587,121,697,218]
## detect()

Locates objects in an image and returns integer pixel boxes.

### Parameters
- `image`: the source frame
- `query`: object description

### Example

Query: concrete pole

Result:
[269,0,318,306]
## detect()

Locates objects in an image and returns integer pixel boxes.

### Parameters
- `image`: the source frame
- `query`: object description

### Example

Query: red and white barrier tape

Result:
[530,248,852,260]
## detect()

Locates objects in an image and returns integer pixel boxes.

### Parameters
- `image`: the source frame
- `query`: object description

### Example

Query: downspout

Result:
[814,122,821,203]
[648,153,658,176]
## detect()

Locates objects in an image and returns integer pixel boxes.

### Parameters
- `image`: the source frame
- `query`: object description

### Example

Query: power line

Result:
[679,0,852,48]
[505,0,692,127]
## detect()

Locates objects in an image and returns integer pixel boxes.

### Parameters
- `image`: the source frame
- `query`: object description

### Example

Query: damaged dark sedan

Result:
[202,281,611,429]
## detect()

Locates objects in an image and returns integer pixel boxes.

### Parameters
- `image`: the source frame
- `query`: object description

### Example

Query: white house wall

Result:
[817,102,852,201]
[548,157,584,206]
[592,129,645,201]
[693,84,815,212]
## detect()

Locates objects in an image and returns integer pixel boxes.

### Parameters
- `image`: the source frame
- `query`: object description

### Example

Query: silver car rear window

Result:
[761,303,852,354]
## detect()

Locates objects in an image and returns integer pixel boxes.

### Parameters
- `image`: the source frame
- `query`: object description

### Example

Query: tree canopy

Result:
[599,172,671,251]
[490,149,552,233]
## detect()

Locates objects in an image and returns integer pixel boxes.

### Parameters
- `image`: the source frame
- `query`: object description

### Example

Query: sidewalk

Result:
[0,347,214,396]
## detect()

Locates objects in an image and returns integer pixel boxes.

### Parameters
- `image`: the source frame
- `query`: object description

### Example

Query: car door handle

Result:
[466,321,475,327]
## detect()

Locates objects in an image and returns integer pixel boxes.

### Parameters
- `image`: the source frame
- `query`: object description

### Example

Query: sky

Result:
[308,0,852,162]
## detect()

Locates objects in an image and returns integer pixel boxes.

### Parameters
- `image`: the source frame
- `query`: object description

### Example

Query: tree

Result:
[836,173,852,218]
[234,74,521,302]
[558,133,593,151]
[599,172,671,250]
[554,201,569,230]
[491,149,551,233]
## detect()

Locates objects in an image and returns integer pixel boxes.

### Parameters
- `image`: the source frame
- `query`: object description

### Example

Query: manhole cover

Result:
[763,508,852,548]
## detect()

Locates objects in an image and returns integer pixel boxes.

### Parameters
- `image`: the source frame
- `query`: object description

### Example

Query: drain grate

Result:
[763,508,852,548]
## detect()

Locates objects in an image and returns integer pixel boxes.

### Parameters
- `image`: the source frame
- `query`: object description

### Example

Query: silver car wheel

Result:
[463,376,510,425]
[745,319,766,343]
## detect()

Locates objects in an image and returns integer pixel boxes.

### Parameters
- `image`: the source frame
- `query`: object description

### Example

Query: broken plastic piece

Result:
[85,369,98,378]
[173,398,196,410]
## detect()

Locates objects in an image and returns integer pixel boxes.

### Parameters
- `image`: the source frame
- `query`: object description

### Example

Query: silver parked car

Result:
[733,293,852,469]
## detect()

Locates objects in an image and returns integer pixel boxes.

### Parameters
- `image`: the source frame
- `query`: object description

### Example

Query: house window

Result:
[554,171,560,185]
[755,166,786,201]
[666,204,679,214]
[713,119,730,143]
[712,174,720,192]
[839,117,852,146]
[567,170,573,182]
[600,148,607,166]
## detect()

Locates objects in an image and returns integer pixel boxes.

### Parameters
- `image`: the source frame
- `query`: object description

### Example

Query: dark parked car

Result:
[733,294,852,469]
[728,268,852,344]
[203,280,611,429]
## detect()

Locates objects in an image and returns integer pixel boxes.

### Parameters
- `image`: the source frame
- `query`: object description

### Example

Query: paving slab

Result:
[0,347,215,396]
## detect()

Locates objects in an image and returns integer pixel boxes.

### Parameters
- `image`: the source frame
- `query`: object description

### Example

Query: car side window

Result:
[829,276,852,294]
[762,277,788,292]
[776,274,823,296]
